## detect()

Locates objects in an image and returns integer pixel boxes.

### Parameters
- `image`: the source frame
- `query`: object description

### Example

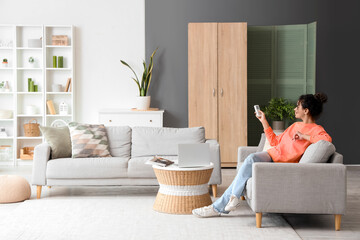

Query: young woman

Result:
[192,93,332,217]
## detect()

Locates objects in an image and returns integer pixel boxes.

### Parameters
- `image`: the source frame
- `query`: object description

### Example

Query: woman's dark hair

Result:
[298,93,328,119]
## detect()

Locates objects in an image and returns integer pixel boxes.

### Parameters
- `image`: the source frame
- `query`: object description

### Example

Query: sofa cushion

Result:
[131,127,205,157]
[128,156,178,178]
[105,126,131,158]
[46,157,129,179]
[299,140,336,163]
[68,122,112,158]
[245,178,252,200]
[39,126,72,159]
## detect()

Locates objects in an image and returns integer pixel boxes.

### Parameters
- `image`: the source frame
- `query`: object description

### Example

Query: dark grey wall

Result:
[145,0,360,164]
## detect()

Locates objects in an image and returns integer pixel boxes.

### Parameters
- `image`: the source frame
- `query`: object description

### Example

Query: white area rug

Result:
[0,195,300,240]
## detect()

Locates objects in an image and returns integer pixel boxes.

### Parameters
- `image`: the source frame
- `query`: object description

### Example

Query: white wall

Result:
[0,0,145,122]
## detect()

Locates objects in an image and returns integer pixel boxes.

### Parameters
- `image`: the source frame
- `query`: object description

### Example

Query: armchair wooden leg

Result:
[37,186,42,199]
[256,213,262,228]
[241,196,245,200]
[211,185,217,197]
[335,214,342,231]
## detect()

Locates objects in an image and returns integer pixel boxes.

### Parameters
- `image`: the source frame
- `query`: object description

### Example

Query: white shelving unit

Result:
[0,24,74,166]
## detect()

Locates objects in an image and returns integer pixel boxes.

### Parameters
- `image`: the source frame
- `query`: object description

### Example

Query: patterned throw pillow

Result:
[68,122,112,158]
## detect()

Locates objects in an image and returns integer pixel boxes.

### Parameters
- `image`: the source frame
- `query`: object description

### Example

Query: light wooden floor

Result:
[0,166,359,239]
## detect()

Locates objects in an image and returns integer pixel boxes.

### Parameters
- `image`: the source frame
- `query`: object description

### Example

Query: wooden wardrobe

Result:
[188,22,247,167]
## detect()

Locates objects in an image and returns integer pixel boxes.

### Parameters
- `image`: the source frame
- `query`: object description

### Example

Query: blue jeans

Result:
[212,151,272,213]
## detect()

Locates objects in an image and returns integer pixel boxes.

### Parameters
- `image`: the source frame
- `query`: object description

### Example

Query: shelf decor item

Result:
[58,56,63,68]
[46,100,56,115]
[23,119,40,137]
[0,110,12,119]
[28,57,35,68]
[0,145,12,161]
[20,147,34,160]
[25,105,38,115]
[120,48,158,110]
[52,35,68,46]
[52,84,62,92]
[2,59,8,68]
[59,102,68,115]
[3,81,10,92]
[64,78,71,92]
[0,127,7,137]
[263,98,296,130]
[53,56,57,68]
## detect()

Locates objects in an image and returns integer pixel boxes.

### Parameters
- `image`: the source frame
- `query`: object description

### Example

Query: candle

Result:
[28,78,32,92]
[53,56,57,68]
[58,56,63,68]
[29,80,34,92]
[34,85,38,92]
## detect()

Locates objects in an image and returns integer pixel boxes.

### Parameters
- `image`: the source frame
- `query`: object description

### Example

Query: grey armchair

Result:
[238,134,346,231]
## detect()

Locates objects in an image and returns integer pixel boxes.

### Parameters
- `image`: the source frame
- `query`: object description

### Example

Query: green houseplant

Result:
[2,58,8,68]
[263,98,296,130]
[120,48,158,110]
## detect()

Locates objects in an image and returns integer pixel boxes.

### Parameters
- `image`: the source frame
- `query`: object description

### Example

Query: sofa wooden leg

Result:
[48,186,51,189]
[37,186,42,199]
[335,214,342,231]
[256,213,262,228]
[241,196,245,200]
[211,184,217,197]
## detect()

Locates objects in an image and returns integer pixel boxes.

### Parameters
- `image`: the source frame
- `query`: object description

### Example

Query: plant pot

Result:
[272,121,285,130]
[136,96,151,110]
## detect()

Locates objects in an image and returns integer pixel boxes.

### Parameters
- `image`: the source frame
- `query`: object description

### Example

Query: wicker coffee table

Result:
[153,162,214,214]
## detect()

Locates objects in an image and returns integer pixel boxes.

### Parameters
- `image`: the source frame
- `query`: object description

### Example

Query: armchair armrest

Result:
[237,146,258,170]
[206,139,221,185]
[32,143,51,186]
[251,163,346,214]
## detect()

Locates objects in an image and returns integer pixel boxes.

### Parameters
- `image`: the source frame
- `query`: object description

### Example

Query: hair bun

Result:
[314,93,328,103]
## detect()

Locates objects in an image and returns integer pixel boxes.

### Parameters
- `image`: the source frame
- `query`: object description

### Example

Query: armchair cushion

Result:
[299,140,336,163]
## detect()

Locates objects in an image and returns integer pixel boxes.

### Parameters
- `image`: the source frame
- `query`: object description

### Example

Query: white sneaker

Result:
[224,195,240,212]
[192,205,221,218]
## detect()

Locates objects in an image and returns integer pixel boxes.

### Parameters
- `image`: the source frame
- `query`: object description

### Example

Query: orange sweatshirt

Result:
[265,122,332,163]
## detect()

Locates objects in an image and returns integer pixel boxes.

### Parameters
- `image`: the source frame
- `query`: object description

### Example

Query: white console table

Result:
[99,109,164,127]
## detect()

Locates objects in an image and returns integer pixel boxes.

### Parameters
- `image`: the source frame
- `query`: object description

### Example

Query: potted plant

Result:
[120,48,158,110]
[2,58,8,68]
[28,57,35,68]
[263,97,296,130]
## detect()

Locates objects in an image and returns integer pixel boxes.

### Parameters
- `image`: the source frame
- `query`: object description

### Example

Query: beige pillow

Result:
[40,126,72,159]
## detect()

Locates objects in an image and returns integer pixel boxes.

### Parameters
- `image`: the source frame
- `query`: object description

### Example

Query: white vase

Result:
[136,96,151,110]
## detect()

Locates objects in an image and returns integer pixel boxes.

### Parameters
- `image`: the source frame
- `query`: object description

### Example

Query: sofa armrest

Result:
[206,139,221,185]
[328,152,343,164]
[32,143,51,186]
[237,146,258,170]
[251,163,346,214]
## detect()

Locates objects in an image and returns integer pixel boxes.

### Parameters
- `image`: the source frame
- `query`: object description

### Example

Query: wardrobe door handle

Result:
[220,88,223,97]
[213,88,216,97]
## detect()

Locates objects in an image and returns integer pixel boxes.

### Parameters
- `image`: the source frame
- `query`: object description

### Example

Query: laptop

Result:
[178,143,211,167]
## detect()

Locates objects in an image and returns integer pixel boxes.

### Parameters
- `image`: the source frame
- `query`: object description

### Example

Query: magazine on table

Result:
[146,156,174,167]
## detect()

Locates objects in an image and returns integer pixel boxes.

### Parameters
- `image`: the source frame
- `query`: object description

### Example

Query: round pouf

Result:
[0,175,31,203]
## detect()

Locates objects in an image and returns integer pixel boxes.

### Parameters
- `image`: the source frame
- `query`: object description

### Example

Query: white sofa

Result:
[32,126,221,198]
